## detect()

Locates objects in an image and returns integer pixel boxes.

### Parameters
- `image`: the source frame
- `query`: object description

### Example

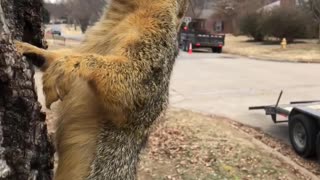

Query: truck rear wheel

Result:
[212,47,222,53]
[289,114,318,158]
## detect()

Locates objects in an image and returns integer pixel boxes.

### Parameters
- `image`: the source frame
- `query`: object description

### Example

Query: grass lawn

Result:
[224,35,320,63]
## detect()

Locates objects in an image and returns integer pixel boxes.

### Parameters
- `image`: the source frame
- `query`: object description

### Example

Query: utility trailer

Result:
[178,18,225,53]
[249,91,320,160]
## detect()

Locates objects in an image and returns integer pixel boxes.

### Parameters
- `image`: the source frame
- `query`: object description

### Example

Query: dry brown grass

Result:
[61,24,84,36]
[224,35,320,63]
[137,108,311,180]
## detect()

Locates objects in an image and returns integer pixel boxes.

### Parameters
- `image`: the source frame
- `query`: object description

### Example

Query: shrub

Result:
[262,7,310,43]
[239,12,265,41]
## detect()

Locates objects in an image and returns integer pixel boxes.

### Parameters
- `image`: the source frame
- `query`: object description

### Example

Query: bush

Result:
[262,7,310,43]
[239,12,265,41]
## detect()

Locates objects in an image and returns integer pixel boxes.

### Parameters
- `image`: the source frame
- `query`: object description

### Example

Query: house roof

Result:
[258,0,281,12]
[258,0,300,12]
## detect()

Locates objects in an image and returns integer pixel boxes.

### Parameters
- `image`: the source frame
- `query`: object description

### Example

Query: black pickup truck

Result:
[178,18,225,53]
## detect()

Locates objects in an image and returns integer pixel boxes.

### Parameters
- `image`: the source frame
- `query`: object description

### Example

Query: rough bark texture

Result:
[318,23,320,43]
[0,0,54,179]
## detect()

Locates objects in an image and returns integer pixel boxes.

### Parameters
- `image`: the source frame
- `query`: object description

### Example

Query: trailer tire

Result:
[182,41,186,51]
[183,41,189,52]
[212,47,222,53]
[212,47,217,53]
[289,114,318,158]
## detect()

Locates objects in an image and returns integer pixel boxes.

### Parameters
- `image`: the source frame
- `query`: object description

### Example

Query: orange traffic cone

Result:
[188,43,192,54]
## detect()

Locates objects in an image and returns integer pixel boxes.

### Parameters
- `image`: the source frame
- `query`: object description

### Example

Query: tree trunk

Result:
[318,22,320,44]
[0,0,54,179]
[79,18,89,33]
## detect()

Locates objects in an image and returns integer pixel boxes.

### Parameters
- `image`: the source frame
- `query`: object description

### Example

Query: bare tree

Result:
[212,0,265,34]
[299,0,320,42]
[45,0,106,32]
[187,0,209,18]
[65,0,106,33]
[213,0,265,17]
[0,0,54,179]
[44,2,68,20]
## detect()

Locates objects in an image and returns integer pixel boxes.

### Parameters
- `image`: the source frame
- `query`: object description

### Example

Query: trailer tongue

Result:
[249,91,320,162]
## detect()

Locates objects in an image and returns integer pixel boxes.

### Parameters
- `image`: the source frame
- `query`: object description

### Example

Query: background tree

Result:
[261,6,309,43]
[295,0,320,42]
[187,0,209,18]
[44,2,68,21]
[65,0,106,33]
[310,0,320,42]
[239,11,265,41]
[45,0,106,33]
[42,7,51,24]
[0,0,54,179]
[212,0,265,34]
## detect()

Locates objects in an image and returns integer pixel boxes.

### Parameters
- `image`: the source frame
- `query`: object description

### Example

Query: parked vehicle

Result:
[51,30,61,36]
[249,91,320,161]
[49,25,62,36]
[178,18,225,53]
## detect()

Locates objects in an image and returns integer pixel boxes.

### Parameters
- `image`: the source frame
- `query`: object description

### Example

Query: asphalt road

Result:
[170,50,320,143]
[34,49,320,144]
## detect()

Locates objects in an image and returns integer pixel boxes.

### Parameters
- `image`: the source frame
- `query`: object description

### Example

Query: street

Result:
[170,50,320,143]
[34,50,320,144]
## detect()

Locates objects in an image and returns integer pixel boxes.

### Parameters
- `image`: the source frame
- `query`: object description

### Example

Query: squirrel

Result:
[14,0,189,179]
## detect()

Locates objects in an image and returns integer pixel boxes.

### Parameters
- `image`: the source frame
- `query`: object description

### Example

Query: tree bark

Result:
[0,0,54,179]
[318,22,320,44]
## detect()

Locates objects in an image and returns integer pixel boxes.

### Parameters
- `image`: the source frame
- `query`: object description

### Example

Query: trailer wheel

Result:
[212,47,217,53]
[182,41,186,51]
[183,41,189,52]
[289,114,318,158]
[212,47,222,53]
[316,133,320,162]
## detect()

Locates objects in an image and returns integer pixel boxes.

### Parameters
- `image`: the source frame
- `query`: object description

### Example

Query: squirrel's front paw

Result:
[13,40,33,55]
[14,40,26,55]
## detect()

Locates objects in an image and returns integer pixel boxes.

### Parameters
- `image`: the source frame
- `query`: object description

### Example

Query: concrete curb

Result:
[248,135,319,180]
[170,107,320,180]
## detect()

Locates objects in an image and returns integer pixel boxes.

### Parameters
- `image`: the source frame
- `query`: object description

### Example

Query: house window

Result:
[215,21,224,32]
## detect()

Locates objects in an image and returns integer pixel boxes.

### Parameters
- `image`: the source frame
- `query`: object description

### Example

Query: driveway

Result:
[34,49,320,143]
[170,51,320,143]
